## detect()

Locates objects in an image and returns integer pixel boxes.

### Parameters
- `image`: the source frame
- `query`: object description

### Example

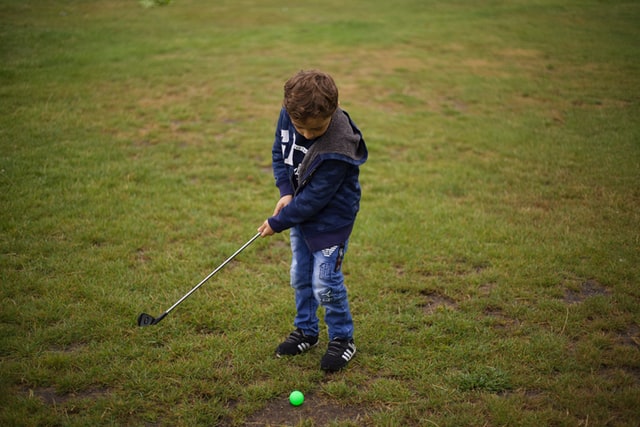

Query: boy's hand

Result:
[273,195,293,215]
[258,220,274,237]
[259,195,292,237]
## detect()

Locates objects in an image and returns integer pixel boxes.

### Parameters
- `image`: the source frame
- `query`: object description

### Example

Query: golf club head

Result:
[135,233,260,328]
[137,312,156,327]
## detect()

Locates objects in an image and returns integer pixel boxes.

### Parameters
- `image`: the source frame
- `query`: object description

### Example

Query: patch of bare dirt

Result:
[22,386,109,405]
[419,290,457,314]
[241,392,370,427]
[564,279,609,304]
[618,323,640,348]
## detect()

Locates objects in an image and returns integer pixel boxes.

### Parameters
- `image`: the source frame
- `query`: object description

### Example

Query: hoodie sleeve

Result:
[267,159,349,232]
[272,108,294,197]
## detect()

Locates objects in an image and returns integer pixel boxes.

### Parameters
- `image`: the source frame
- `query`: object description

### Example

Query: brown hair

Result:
[283,70,339,121]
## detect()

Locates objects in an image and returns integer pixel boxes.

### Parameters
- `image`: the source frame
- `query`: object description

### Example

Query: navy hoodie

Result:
[268,107,368,251]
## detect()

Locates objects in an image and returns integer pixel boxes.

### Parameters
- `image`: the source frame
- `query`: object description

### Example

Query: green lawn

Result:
[1,1,639,425]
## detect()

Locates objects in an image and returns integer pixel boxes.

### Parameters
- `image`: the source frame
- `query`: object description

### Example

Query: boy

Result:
[258,70,368,372]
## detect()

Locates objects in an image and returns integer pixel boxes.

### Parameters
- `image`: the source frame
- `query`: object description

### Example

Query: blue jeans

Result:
[289,226,354,340]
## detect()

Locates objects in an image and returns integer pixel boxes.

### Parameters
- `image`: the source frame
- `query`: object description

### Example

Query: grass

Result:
[1,0,639,425]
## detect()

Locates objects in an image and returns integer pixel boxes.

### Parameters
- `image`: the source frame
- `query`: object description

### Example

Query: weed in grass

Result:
[454,366,513,394]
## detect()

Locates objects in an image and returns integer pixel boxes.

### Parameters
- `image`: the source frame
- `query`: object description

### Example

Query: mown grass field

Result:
[1,1,639,426]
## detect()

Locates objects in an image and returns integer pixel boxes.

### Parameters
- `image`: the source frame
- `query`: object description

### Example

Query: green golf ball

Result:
[289,390,304,406]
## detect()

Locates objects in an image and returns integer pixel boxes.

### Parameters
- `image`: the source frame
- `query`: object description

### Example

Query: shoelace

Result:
[326,340,349,356]
[286,330,304,343]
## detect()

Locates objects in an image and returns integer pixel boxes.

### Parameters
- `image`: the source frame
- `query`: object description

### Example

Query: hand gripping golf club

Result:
[137,232,261,327]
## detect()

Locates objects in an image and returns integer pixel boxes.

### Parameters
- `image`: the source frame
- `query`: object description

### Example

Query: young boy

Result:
[258,70,368,372]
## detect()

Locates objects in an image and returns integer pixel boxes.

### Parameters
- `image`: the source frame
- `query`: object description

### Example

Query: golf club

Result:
[137,232,261,327]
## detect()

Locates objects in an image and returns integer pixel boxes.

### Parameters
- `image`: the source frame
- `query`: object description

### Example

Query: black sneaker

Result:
[275,328,319,357]
[320,338,356,372]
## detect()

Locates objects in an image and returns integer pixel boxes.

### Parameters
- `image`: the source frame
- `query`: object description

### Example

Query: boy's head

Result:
[284,70,338,139]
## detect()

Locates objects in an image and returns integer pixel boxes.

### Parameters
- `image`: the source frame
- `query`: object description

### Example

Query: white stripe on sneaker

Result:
[341,348,355,361]
[298,342,311,352]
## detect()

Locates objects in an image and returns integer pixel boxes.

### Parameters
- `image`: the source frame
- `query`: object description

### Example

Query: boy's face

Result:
[291,115,332,140]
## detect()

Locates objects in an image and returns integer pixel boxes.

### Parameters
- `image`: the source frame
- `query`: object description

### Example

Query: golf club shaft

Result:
[163,232,261,315]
